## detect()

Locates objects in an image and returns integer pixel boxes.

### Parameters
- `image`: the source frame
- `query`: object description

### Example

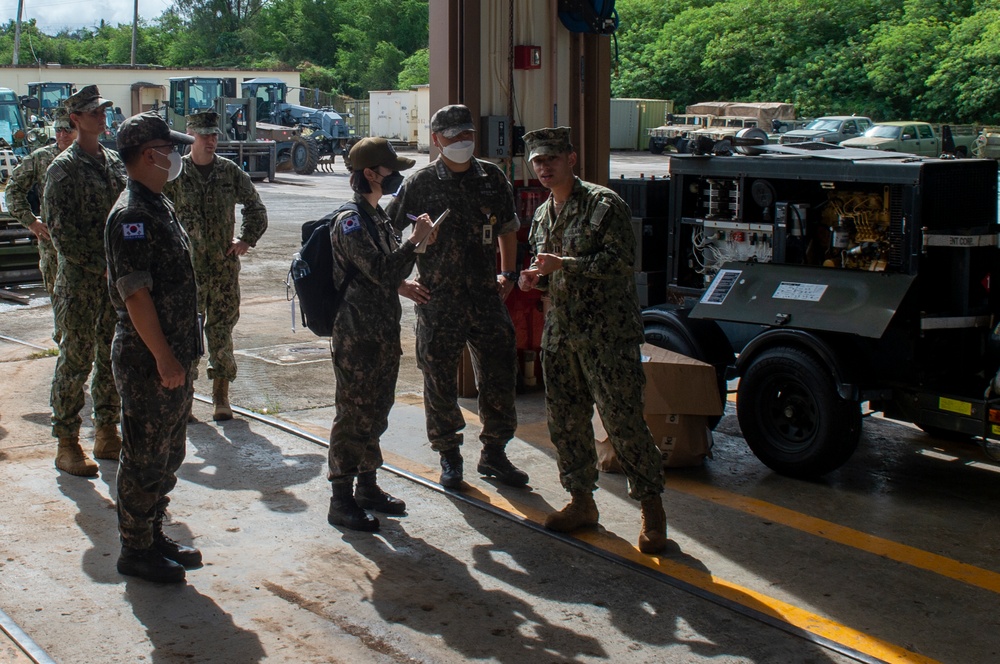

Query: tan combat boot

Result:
[638,496,668,554]
[212,377,233,421]
[92,424,122,460]
[544,491,599,532]
[55,436,99,477]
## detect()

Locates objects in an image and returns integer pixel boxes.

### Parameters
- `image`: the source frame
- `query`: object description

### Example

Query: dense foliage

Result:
[5,0,1000,122]
[0,0,429,99]
[613,0,1000,123]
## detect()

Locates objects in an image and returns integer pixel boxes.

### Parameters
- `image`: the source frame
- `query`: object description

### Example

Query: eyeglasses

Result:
[146,143,177,153]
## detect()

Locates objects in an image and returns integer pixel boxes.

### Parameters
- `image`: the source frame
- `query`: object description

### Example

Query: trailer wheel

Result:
[648,138,665,155]
[737,346,861,477]
[291,136,319,175]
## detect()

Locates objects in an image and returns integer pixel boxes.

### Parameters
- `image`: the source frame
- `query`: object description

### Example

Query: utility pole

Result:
[13,0,24,65]
[131,0,138,65]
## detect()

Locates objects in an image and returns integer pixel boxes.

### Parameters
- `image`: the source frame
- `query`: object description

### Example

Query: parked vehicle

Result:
[778,115,872,145]
[840,121,977,157]
[623,147,1000,478]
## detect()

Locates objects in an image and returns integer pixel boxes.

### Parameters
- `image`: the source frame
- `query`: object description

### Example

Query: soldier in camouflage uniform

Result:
[164,110,268,421]
[386,104,528,490]
[519,127,667,554]
[5,106,77,308]
[44,86,126,476]
[326,137,436,532]
[106,112,200,583]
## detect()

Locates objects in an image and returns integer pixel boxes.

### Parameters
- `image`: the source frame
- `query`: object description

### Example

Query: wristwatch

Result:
[499,271,518,281]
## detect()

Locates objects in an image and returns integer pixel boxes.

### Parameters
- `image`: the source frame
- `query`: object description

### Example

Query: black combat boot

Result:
[439,448,464,489]
[355,471,406,515]
[153,515,203,568]
[117,546,186,583]
[477,444,529,487]
[328,477,379,531]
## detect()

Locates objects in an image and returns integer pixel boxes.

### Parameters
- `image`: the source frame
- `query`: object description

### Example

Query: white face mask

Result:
[440,140,475,164]
[153,150,183,181]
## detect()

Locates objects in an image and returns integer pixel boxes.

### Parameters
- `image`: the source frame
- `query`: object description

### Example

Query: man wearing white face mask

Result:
[164,110,269,422]
[44,85,128,476]
[106,112,202,583]
[387,104,527,491]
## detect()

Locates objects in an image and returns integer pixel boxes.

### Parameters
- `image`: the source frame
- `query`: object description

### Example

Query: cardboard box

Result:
[594,345,723,470]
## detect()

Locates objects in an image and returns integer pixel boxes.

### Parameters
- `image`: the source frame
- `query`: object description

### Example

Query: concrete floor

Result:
[3,151,1000,663]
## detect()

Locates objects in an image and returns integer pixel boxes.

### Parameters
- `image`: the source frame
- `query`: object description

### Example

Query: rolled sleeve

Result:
[116,271,154,301]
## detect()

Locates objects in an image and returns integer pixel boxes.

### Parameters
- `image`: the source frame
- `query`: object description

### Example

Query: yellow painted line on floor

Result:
[667,475,1000,596]
[382,451,936,664]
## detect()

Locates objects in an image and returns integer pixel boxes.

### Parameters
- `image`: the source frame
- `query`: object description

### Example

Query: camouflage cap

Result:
[186,110,223,135]
[347,137,416,172]
[524,127,573,161]
[117,111,195,152]
[430,104,476,138]
[51,106,72,131]
[64,85,113,115]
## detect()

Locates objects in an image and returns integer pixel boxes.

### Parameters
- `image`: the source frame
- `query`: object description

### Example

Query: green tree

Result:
[397,47,428,89]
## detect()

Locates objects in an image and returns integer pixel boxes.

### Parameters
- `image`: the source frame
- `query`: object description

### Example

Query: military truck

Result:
[630,144,1000,478]
[165,76,321,180]
[242,78,355,173]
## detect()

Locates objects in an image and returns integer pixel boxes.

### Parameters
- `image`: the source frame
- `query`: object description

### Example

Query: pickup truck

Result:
[839,121,977,157]
[778,115,873,145]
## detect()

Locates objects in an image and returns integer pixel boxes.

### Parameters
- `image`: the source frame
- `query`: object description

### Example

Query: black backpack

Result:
[287,202,378,337]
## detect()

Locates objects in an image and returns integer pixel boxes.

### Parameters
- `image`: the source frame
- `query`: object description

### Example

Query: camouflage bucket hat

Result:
[117,111,195,152]
[523,127,573,162]
[51,107,72,131]
[430,104,476,138]
[186,110,223,136]
[347,137,416,172]
[64,85,113,115]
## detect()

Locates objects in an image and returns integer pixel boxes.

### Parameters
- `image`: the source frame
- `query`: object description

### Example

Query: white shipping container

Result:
[369,90,416,143]
[610,99,641,150]
[415,85,430,152]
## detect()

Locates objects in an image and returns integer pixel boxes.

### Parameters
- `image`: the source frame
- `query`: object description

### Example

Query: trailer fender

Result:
[734,329,859,401]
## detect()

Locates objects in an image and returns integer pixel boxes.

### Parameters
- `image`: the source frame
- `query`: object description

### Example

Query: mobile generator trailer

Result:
[635,145,1000,477]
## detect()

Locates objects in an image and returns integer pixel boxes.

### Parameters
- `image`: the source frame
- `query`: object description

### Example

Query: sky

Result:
[2,0,172,35]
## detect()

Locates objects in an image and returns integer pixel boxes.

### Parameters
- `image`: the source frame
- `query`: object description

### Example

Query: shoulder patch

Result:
[340,215,362,235]
[122,222,146,240]
[48,163,68,182]
[590,199,611,228]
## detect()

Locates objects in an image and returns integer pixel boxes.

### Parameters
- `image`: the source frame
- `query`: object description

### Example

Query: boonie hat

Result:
[347,137,416,172]
[186,110,223,136]
[523,126,573,162]
[51,107,72,131]
[117,111,195,152]
[64,85,113,115]
[430,104,476,138]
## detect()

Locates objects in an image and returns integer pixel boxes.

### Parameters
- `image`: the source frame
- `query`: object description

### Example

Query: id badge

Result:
[482,224,494,245]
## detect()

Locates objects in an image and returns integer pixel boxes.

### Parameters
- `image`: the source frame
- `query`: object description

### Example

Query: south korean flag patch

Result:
[341,215,362,235]
[122,222,146,240]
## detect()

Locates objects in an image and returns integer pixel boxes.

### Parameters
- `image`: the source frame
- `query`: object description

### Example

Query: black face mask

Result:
[379,171,404,196]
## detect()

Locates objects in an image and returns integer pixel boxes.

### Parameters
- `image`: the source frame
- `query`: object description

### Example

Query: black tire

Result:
[648,138,665,155]
[737,346,861,478]
[291,136,319,175]
[644,318,733,429]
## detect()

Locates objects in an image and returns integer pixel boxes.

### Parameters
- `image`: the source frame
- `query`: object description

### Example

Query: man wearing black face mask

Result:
[164,110,268,422]
[326,137,437,531]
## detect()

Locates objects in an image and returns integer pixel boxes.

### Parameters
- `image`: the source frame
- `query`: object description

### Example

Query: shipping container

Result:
[370,90,417,144]
[414,85,431,152]
[609,99,641,150]
[343,99,370,138]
